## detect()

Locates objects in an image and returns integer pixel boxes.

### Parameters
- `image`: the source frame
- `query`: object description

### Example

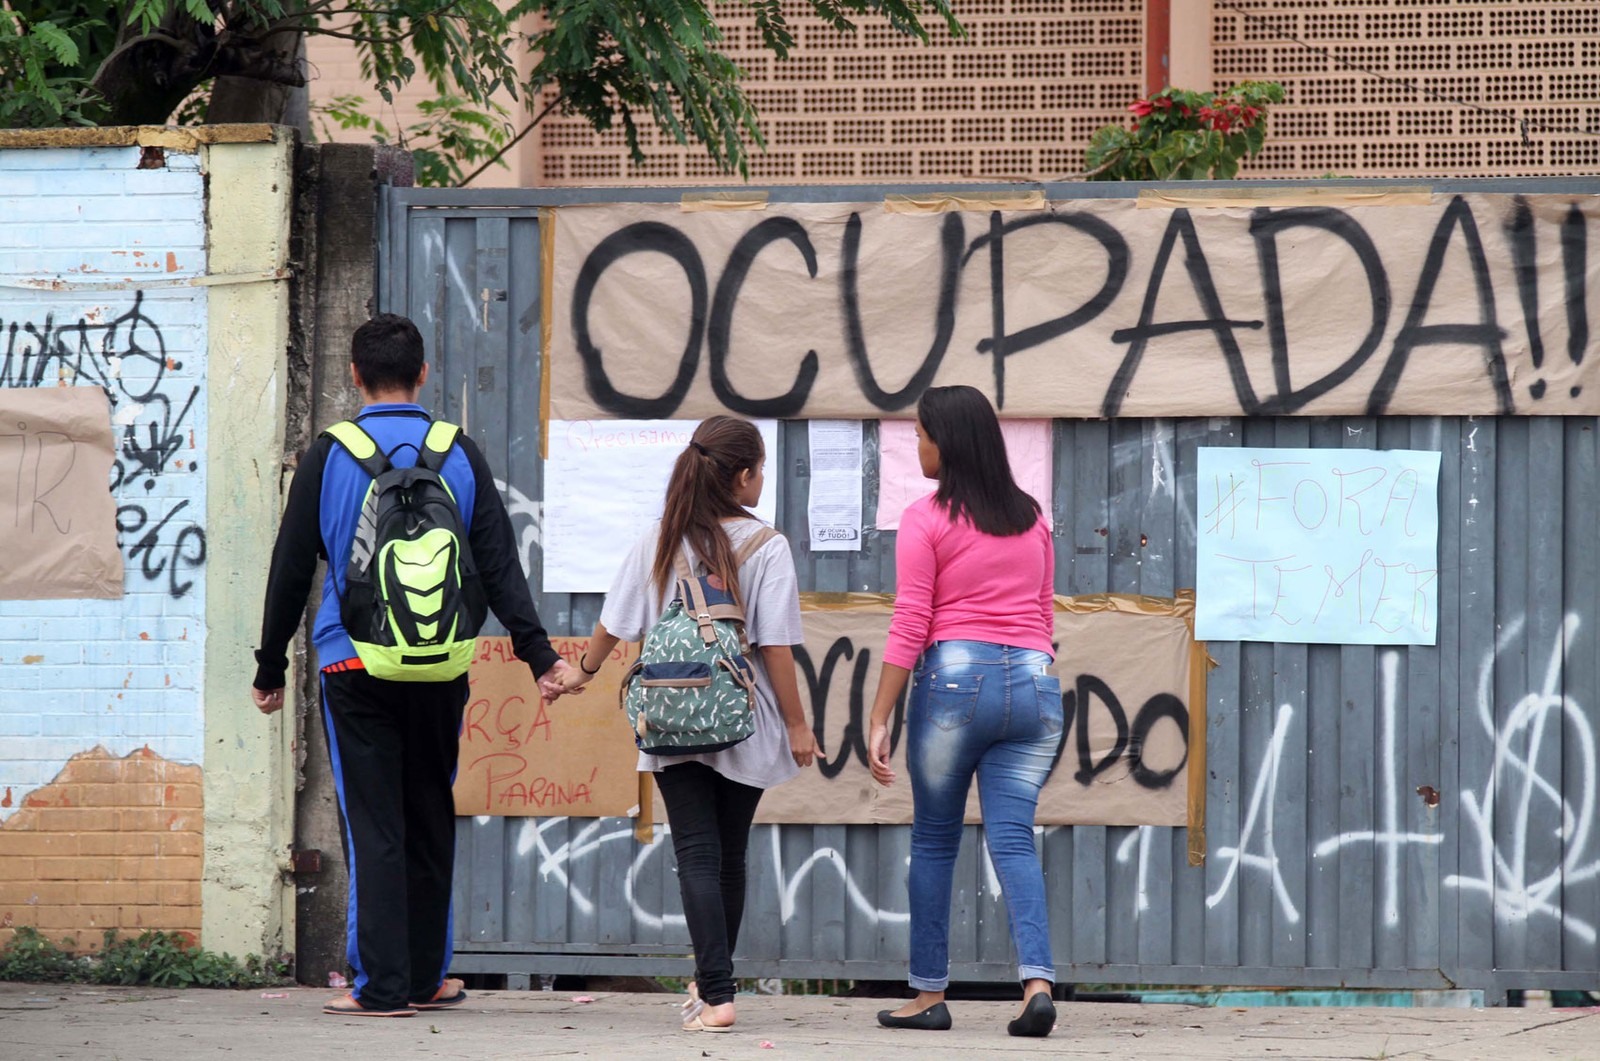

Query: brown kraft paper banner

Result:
[548,194,1600,420]
[750,593,1204,828]
[453,637,642,817]
[0,387,123,599]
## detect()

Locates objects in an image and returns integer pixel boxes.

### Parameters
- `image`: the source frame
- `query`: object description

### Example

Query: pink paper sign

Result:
[874,419,1054,531]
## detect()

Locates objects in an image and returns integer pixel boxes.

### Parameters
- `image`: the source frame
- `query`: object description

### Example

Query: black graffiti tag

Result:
[1060,674,1189,791]
[793,636,1187,792]
[0,292,173,402]
[117,499,207,599]
[2,293,207,597]
[793,636,904,779]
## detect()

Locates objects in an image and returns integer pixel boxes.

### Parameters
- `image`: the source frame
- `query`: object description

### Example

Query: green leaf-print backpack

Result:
[619,526,777,755]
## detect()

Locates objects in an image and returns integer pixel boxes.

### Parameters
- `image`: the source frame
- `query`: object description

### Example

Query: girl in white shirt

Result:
[557,415,818,1033]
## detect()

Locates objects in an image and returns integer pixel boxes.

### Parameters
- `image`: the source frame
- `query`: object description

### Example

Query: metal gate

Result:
[379,181,1600,999]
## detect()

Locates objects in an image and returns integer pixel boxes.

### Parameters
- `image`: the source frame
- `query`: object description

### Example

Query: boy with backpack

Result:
[251,313,574,1016]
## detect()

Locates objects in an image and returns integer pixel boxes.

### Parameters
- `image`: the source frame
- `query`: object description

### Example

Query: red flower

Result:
[1129,99,1154,117]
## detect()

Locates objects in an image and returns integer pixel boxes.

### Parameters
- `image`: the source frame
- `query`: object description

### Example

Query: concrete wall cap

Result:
[0,124,286,153]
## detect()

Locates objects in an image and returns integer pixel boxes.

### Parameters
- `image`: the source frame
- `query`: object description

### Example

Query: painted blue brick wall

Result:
[0,146,208,813]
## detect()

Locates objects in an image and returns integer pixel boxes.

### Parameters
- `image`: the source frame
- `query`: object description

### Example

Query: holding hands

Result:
[541,631,618,703]
[537,658,591,703]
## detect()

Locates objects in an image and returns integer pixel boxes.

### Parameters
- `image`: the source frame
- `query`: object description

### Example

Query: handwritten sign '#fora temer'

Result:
[451,637,642,817]
[1195,447,1442,646]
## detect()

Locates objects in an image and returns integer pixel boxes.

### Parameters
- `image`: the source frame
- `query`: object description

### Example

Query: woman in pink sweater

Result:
[867,386,1059,1038]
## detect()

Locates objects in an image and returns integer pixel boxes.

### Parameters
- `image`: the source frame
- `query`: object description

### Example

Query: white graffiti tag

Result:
[495,478,542,578]
[508,816,914,929]
[1205,702,1301,923]
[1312,650,1442,928]
[1446,613,1600,943]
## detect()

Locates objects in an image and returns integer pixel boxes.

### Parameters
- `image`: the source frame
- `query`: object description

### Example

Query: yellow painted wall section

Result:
[200,135,296,960]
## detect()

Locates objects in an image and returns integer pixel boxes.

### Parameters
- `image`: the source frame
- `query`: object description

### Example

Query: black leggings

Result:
[654,762,764,1006]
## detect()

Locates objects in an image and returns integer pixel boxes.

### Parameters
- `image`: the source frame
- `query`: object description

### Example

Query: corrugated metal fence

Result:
[378,182,1600,999]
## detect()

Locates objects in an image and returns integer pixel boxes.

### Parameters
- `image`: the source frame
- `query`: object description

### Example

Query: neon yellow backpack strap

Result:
[422,420,461,453]
[324,420,389,478]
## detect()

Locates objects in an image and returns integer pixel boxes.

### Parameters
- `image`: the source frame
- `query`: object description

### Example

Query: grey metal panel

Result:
[1563,418,1600,973]
[377,183,1600,995]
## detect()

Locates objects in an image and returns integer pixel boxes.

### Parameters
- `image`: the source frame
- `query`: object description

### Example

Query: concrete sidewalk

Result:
[1,983,1595,1060]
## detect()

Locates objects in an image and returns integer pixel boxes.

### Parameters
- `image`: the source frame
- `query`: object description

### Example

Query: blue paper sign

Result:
[1195,448,1441,645]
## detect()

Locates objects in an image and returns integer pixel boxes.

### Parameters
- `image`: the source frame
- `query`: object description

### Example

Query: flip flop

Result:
[411,978,468,1010]
[680,983,703,1023]
[682,1015,734,1033]
[323,993,414,1017]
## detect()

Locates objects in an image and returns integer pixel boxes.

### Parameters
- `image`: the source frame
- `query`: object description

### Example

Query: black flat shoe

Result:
[877,1002,952,1030]
[1007,992,1056,1037]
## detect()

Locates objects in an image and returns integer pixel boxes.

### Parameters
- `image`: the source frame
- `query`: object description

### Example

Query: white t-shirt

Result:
[600,518,804,790]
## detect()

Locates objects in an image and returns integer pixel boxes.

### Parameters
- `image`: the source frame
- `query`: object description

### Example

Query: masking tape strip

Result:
[539,206,555,460]
[1055,591,1195,618]
[800,591,899,612]
[681,191,769,211]
[634,773,654,844]
[1137,186,1434,209]
[1187,630,1213,866]
[884,191,1046,214]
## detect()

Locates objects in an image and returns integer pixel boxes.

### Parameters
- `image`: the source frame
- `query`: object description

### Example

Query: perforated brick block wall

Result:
[1216,1,1600,178]
[534,0,1147,185]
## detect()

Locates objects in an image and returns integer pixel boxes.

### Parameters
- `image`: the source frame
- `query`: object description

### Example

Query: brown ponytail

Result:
[651,416,765,606]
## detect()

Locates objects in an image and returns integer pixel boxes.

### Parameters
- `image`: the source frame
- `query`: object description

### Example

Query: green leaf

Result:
[29,22,79,67]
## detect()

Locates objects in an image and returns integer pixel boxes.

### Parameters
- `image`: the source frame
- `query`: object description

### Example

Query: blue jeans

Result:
[906,640,1060,991]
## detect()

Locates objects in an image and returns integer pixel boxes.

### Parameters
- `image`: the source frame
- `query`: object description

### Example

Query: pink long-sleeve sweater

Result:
[882,494,1056,669]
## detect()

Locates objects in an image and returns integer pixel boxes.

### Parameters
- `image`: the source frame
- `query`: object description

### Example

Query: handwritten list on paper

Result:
[807,420,863,551]
[542,419,779,593]
[1195,447,1441,645]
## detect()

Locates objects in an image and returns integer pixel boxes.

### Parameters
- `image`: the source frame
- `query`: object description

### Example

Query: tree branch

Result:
[88,28,190,93]
[459,93,565,187]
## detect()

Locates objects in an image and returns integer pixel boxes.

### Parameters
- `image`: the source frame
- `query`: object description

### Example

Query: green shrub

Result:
[0,926,291,989]
[0,927,83,983]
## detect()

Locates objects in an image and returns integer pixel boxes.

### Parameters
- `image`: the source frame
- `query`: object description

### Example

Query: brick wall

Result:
[305,1,1599,187]
[1218,0,1600,178]
[0,143,209,949]
[0,749,202,947]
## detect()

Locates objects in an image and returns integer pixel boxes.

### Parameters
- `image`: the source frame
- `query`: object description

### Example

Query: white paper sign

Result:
[543,419,779,592]
[808,420,863,551]
[1195,447,1441,645]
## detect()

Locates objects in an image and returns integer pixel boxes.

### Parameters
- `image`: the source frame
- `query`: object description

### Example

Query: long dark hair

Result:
[918,385,1040,537]
[651,416,764,603]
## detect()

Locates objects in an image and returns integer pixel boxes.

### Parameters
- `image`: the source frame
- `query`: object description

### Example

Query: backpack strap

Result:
[681,574,720,645]
[322,420,391,479]
[417,420,462,474]
[733,525,779,567]
[673,545,695,583]
[672,524,776,585]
